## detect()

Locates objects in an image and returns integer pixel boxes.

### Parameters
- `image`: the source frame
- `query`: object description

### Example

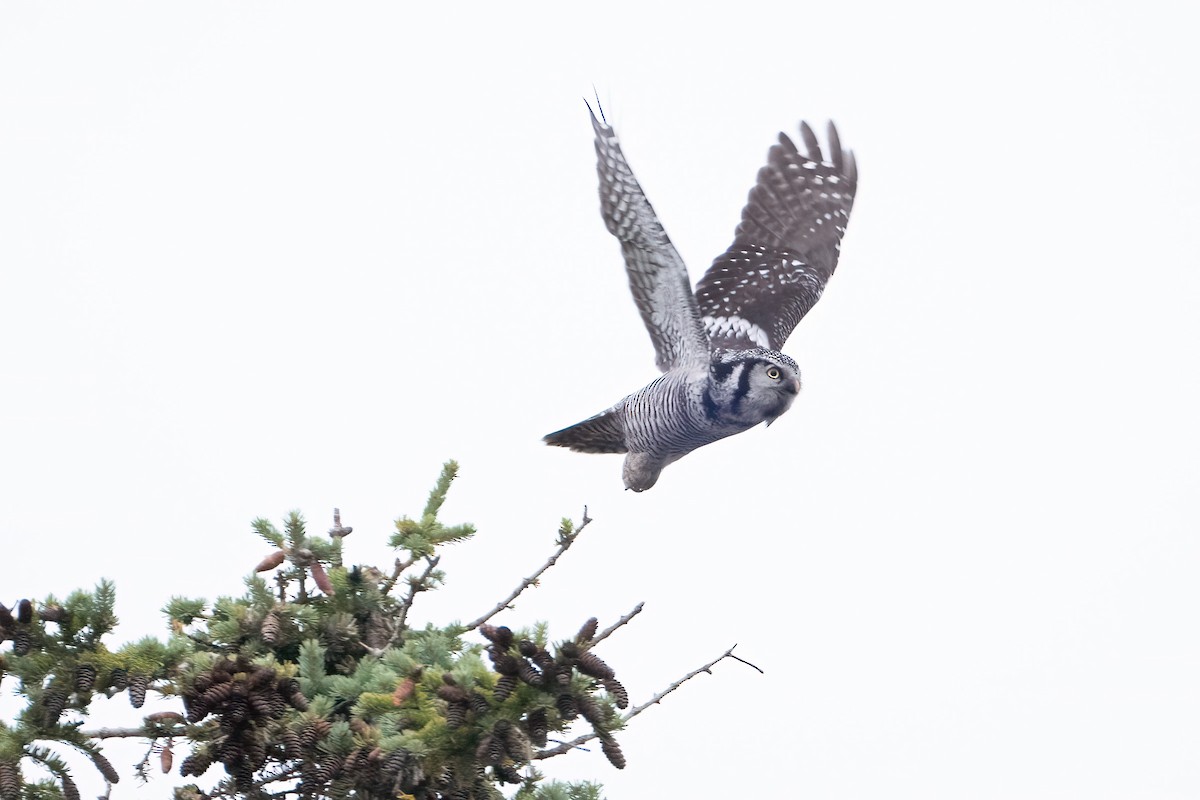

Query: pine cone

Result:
[217,739,244,767]
[128,674,149,708]
[469,691,491,715]
[382,748,409,778]
[184,698,209,724]
[492,674,518,702]
[444,700,468,729]
[15,600,31,625]
[575,651,615,680]
[267,691,289,718]
[555,692,579,721]
[486,723,507,764]
[310,562,334,595]
[11,629,31,657]
[577,694,607,726]
[161,741,174,774]
[495,763,522,784]
[600,736,626,770]
[260,610,281,645]
[436,684,470,704]
[198,681,234,711]
[479,625,514,648]
[501,720,532,762]
[298,718,331,748]
[473,734,496,765]
[491,653,519,676]
[248,692,274,719]
[0,761,21,800]
[518,639,538,657]
[90,750,121,784]
[532,649,556,676]
[107,667,129,692]
[233,760,256,791]
[255,550,287,572]
[523,707,548,747]
[516,659,544,686]
[42,686,69,724]
[392,677,415,706]
[282,729,303,759]
[60,773,81,800]
[602,677,629,709]
[245,739,268,770]
[38,603,68,624]
[179,750,212,778]
[313,756,342,783]
[576,617,599,643]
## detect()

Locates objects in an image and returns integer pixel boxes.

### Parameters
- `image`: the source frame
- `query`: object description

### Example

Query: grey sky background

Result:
[2,2,1197,797]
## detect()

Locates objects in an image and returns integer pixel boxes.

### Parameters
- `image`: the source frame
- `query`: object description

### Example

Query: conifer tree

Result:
[0,462,755,799]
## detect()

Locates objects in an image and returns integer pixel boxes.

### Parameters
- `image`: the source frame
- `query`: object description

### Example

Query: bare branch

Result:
[534,644,757,760]
[394,555,442,634]
[591,602,645,645]
[380,554,419,597]
[79,725,187,740]
[463,507,593,632]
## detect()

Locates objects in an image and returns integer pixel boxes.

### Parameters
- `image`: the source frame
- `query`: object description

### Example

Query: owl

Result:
[545,104,858,491]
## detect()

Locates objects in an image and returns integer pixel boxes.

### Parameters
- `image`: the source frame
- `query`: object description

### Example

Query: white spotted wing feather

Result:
[590,108,711,372]
[695,121,858,352]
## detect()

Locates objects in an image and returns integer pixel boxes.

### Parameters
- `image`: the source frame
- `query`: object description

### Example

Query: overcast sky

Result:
[2,2,1198,798]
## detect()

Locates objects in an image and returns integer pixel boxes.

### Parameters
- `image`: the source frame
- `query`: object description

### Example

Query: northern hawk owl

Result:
[545,105,858,491]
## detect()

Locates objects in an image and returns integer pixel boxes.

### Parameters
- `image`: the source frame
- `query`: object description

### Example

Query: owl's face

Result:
[708,348,802,427]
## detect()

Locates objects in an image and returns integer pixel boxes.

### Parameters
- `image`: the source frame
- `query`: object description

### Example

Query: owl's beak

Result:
[788,378,801,394]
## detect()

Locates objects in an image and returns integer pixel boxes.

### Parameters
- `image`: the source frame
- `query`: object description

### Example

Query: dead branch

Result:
[591,601,645,645]
[534,644,759,760]
[463,507,593,632]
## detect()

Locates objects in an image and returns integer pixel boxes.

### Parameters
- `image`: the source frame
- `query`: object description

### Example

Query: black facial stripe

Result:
[730,362,753,414]
[710,360,736,382]
[702,388,721,422]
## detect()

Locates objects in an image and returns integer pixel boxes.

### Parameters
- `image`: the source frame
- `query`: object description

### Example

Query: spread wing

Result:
[590,105,711,372]
[695,121,858,352]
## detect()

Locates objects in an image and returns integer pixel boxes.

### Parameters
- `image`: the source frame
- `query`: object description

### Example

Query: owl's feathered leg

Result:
[622,452,667,492]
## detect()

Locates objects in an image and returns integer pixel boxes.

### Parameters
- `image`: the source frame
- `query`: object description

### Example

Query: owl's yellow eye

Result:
[766,366,782,380]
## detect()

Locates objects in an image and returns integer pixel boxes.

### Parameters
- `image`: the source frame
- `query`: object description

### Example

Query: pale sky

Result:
[2,3,1198,798]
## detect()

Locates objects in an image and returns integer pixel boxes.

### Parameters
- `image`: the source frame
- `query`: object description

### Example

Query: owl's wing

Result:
[695,121,857,352]
[590,106,711,372]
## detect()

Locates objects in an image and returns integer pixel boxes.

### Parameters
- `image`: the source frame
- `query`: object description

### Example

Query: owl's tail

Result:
[543,407,628,454]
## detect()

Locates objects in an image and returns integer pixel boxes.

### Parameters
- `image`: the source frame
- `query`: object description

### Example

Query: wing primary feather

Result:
[799,121,822,161]
[827,121,843,170]
[694,119,858,352]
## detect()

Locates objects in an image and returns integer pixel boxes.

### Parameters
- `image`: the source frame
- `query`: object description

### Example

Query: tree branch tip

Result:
[724,644,764,674]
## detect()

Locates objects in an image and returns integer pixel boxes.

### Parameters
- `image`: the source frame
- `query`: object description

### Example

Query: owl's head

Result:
[707,348,802,427]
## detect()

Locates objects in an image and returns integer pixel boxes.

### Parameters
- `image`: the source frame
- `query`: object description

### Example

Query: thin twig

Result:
[534,644,758,760]
[463,507,593,632]
[394,555,441,634]
[380,554,419,597]
[590,602,645,645]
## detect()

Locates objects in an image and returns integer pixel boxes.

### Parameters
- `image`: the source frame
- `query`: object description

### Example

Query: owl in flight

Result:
[545,104,858,491]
